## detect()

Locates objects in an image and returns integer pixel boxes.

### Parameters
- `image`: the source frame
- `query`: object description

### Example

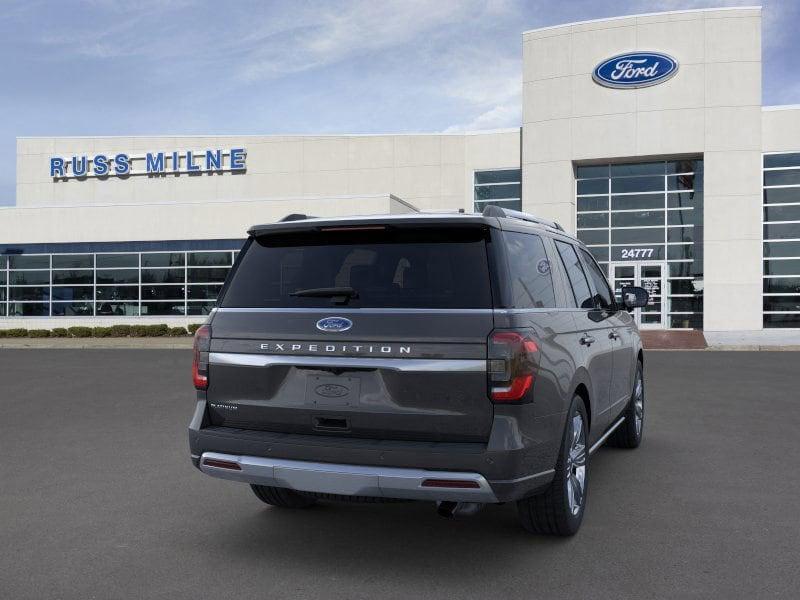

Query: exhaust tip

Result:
[436,501,484,519]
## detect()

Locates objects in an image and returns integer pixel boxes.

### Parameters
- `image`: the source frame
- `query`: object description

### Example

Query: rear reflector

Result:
[202,458,242,471]
[421,478,480,489]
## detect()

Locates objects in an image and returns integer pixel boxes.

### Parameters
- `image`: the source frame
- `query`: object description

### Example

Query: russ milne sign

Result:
[50,148,246,179]
[593,52,678,89]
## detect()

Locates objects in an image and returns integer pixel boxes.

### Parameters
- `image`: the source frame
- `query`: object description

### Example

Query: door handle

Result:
[609,330,620,340]
[579,334,596,346]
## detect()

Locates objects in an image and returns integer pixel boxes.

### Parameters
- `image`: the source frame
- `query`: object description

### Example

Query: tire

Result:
[608,360,644,449]
[517,395,588,536]
[250,484,317,508]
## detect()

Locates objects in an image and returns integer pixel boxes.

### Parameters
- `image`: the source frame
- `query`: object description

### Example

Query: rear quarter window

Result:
[502,231,556,308]
[220,227,493,309]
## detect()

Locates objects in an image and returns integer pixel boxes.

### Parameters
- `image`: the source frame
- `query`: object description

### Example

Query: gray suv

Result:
[188,206,649,536]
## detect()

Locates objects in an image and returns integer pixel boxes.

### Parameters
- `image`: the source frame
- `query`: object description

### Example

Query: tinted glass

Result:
[763,297,800,312]
[96,254,138,268]
[52,270,93,284]
[763,188,800,204]
[9,303,49,316]
[667,174,697,191]
[52,254,93,269]
[610,162,664,176]
[221,228,493,309]
[667,245,694,260]
[668,210,696,225]
[764,153,800,168]
[577,179,608,195]
[188,267,230,283]
[554,240,592,309]
[52,302,94,316]
[611,228,664,244]
[141,302,185,315]
[187,284,223,300]
[764,170,800,187]
[9,271,49,285]
[577,213,608,228]
[142,268,185,284]
[474,184,521,201]
[668,227,694,243]
[575,165,608,178]
[763,241,800,258]
[96,269,138,284]
[764,314,800,327]
[188,252,232,267]
[9,255,48,269]
[52,286,93,301]
[577,196,608,211]
[474,170,520,184]
[187,302,216,315]
[667,192,698,208]
[141,253,185,268]
[612,194,664,211]
[588,246,609,262]
[611,210,664,227]
[96,302,138,316]
[579,248,613,310]
[764,223,800,240]
[764,260,800,276]
[96,286,138,301]
[502,232,556,309]
[10,287,50,301]
[611,176,663,194]
[141,285,185,300]
[764,205,800,223]
[577,230,608,246]
[763,278,800,294]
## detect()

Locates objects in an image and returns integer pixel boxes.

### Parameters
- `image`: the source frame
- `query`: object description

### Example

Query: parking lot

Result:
[1,349,798,599]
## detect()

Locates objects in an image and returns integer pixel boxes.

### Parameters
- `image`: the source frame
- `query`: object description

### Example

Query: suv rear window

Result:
[221,227,493,309]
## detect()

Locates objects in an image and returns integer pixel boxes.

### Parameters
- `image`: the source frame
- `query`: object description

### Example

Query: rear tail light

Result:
[487,331,538,402]
[192,324,211,390]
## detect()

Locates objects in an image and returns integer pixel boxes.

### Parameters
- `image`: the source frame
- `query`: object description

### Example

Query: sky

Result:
[1,0,798,206]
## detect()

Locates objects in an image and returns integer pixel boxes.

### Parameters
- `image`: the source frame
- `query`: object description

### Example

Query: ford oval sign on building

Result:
[593,52,678,89]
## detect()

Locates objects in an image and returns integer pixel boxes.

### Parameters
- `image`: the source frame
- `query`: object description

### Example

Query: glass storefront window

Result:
[576,159,704,329]
[474,169,522,212]
[0,248,236,319]
[763,153,800,328]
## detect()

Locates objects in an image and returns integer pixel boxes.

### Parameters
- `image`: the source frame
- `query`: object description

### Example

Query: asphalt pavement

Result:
[1,350,798,599]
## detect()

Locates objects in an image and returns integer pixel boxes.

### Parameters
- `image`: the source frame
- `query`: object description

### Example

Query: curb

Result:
[0,338,194,349]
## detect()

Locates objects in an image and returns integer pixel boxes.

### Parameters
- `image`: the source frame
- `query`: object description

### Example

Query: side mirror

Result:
[621,286,649,310]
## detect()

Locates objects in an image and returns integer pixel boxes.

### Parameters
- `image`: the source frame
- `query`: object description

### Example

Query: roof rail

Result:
[482,205,565,231]
[279,213,316,222]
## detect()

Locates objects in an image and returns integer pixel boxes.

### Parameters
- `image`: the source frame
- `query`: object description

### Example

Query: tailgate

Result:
[206,309,495,442]
[204,223,498,443]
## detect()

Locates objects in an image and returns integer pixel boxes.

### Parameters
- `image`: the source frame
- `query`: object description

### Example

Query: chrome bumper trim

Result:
[199,452,499,503]
[209,352,486,373]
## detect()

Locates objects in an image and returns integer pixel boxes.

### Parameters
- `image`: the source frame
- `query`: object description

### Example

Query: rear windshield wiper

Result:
[289,286,359,305]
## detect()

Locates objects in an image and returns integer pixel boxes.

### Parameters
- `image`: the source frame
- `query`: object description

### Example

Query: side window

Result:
[579,248,614,310]
[503,231,556,308]
[554,240,593,309]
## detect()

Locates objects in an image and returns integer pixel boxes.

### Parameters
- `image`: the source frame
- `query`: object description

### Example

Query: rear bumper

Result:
[199,451,500,503]
[189,401,564,502]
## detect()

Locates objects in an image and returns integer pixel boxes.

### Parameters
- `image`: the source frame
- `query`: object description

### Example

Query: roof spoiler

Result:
[482,205,565,231]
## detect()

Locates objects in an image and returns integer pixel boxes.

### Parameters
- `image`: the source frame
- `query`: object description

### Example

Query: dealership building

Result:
[2,6,799,340]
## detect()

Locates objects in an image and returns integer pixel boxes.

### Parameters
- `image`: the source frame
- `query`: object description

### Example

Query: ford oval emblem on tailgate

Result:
[315,384,349,398]
[316,317,353,332]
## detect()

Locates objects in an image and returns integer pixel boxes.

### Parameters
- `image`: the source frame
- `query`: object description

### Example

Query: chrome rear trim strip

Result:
[199,452,499,503]
[209,352,486,372]
[215,307,494,314]
[589,416,626,455]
